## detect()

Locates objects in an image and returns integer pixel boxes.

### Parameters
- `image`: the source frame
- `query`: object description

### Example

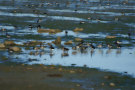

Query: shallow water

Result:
[4,48,132,77]
[0,0,135,77]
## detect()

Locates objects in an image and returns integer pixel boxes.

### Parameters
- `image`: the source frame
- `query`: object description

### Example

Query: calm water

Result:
[19,48,135,75]
[0,0,135,76]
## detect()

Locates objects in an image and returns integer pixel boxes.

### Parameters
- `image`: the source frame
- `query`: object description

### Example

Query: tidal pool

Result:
[6,47,134,77]
[0,0,135,79]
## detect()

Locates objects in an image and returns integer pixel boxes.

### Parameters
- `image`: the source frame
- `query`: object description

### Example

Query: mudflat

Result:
[0,63,135,90]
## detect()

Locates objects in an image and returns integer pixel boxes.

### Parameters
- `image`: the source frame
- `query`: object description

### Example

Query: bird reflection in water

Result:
[61,46,69,57]
[106,49,112,55]
[39,51,45,57]
[50,53,54,58]
[90,49,95,58]
[61,53,69,57]
[116,49,121,55]
[49,45,54,58]
[98,49,104,56]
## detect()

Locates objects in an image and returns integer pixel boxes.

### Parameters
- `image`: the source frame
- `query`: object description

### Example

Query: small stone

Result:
[0,43,6,49]
[101,83,105,86]
[4,41,15,46]
[55,37,61,45]
[58,68,62,71]
[64,40,72,45]
[9,47,21,52]
[74,28,84,32]
[106,36,116,39]
[70,70,75,73]
[76,84,81,87]
[110,83,115,87]
[104,76,111,79]
[37,29,61,34]
[74,38,83,42]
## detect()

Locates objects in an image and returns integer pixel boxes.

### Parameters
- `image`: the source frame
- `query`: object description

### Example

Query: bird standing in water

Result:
[65,30,68,41]
[90,44,95,49]
[37,19,42,23]
[65,30,68,36]
[5,29,11,38]
[107,44,112,49]
[62,47,69,53]
[97,43,103,49]
[49,45,54,58]
[37,25,41,29]
[37,18,41,29]
[128,32,131,38]
[29,25,33,30]
[114,41,122,48]
[50,45,54,51]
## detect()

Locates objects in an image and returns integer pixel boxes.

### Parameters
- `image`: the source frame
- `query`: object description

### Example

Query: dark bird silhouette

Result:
[50,45,54,51]
[29,25,33,30]
[117,44,122,48]
[65,30,68,36]
[37,25,41,29]
[62,47,69,53]
[107,44,112,49]
[128,32,131,38]
[79,21,85,24]
[90,44,95,49]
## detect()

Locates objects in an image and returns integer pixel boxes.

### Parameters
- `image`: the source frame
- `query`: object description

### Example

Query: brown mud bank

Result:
[0,63,135,90]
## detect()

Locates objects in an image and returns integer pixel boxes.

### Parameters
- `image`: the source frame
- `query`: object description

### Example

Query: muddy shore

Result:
[0,63,135,90]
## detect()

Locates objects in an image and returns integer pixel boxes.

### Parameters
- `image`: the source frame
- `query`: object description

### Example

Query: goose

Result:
[5,30,11,38]
[37,25,41,29]
[65,30,68,36]
[33,47,40,51]
[29,25,33,30]
[90,44,95,49]
[128,32,131,38]
[116,44,122,48]
[97,43,103,48]
[79,21,85,24]
[107,44,112,49]
[50,45,54,51]
[40,43,45,50]
[61,53,69,57]
[114,40,122,44]
[37,19,42,23]
[72,46,79,50]
[62,47,69,53]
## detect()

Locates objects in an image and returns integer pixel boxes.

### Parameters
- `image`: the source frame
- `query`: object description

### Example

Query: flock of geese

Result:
[0,0,133,58]
[23,38,123,58]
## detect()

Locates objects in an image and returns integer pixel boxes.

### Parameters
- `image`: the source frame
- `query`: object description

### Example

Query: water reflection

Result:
[7,48,134,76]
[106,49,112,54]
[0,0,135,77]
[116,49,122,55]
